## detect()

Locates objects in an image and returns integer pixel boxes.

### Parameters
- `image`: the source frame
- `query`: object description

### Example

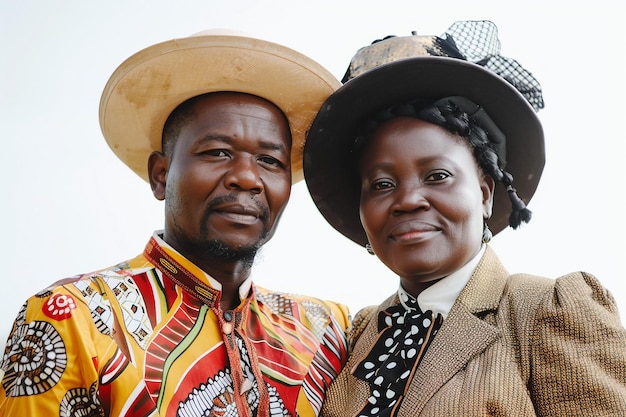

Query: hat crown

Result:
[342,20,544,112]
[344,35,446,82]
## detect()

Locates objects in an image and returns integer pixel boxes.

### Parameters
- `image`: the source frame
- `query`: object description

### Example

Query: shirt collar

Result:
[151,231,253,302]
[398,245,486,319]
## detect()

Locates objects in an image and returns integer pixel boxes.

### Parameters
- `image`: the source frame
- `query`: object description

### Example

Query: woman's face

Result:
[358,117,494,294]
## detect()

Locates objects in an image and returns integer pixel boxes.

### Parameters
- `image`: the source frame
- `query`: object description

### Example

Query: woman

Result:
[303,21,626,416]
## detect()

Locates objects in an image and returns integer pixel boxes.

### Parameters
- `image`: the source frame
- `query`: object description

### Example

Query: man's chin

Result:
[200,239,259,265]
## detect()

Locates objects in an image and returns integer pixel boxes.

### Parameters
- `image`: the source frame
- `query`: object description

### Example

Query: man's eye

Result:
[258,156,285,169]
[201,149,229,157]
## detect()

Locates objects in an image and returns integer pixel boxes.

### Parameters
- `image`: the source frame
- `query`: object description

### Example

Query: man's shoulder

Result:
[254,285,350,330]
[254,285,342,309]
[36,253,155,297]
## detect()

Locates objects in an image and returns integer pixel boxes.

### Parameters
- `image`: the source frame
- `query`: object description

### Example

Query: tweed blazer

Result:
[322,246,626,416]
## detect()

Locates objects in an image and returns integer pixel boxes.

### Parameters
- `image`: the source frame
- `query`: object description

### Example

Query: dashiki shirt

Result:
[0,232,350,417]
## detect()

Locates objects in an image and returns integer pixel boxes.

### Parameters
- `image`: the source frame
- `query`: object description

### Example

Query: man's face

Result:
[150,92,292,264]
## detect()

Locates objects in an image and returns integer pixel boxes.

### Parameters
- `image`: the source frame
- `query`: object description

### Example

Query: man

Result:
[0,31,349,417]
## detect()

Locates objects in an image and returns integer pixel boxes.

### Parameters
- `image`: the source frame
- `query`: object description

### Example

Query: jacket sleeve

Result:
[529,271,626,416]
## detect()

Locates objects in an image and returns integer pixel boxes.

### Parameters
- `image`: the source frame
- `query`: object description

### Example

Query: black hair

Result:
[353,99,532,229]
[161,94,204,156]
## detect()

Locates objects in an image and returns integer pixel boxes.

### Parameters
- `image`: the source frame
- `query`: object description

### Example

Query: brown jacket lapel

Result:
[399,246,507,414]
[336,294,397,415]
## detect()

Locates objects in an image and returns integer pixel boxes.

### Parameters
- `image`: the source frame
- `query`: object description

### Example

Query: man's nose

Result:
[225,157,263,193]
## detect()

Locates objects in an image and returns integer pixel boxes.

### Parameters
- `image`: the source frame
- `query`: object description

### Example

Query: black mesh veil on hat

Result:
[303,20,545,247]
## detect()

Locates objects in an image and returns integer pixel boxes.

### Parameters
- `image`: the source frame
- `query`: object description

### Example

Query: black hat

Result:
[303,20,545,246]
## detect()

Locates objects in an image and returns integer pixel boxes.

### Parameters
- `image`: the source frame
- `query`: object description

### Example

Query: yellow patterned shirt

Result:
[0,233,350,417]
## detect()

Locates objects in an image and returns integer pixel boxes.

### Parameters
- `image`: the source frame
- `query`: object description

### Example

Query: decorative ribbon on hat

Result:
[344,20,544,113]
[445,20,543,111]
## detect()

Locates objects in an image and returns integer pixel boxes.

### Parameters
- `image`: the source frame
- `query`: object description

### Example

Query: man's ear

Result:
[148,151,169,201]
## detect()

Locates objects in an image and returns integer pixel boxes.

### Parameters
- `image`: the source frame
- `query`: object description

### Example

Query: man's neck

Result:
[182,250,253,311]
[156,232,254,311]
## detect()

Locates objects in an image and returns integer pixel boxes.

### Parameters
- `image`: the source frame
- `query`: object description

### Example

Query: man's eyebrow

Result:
[258,140,288,153]
[198,134,232,144]
[198,135,288,153]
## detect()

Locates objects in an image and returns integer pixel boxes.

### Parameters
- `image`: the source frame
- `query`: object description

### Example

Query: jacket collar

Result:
[399,245,509,413]
[348,246,510,414]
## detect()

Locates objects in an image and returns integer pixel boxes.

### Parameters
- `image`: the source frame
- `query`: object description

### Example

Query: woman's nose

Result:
[391,183,430,214]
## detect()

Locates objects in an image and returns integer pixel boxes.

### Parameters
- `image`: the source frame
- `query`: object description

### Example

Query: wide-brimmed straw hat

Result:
[99,29,340,184]
[303,20,545,246]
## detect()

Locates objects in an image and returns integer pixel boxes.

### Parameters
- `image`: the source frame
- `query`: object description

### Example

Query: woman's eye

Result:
[371,179,395,190]
[425,171,450,182]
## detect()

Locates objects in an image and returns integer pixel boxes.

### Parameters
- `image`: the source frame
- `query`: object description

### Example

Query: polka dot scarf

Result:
[352,289,443,417]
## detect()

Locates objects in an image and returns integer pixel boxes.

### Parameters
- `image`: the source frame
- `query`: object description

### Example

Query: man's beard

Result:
[195,238,260,269]
[196,194,270,268]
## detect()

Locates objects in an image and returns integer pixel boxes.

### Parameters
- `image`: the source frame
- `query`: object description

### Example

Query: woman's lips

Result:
[389,221,440,242]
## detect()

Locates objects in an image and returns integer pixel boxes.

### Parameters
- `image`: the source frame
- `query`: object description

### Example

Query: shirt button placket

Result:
[223,310,234,335]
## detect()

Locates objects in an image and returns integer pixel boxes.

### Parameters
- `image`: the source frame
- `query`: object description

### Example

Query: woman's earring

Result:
[365,243,375,255]
[482,223,493,243]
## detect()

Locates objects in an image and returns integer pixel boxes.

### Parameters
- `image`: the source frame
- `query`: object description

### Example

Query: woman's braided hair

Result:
[353,98,532,229]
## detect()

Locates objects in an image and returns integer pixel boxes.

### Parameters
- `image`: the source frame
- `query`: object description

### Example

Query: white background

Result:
[2,0,625,343]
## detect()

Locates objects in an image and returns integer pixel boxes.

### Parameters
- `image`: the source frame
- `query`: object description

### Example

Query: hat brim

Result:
[303,56,545,246]
[99,34,340,183]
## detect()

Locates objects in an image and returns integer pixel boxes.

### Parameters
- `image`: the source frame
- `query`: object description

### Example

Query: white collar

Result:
[398,245,486,319]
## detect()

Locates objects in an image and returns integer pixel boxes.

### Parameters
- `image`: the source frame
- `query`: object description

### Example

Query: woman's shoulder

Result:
[506,270,615,303]
[351,305,378,330]
[504,271,626,412]
[504,270,623,328]
[348,294,398,349]
[347,305,377,352]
